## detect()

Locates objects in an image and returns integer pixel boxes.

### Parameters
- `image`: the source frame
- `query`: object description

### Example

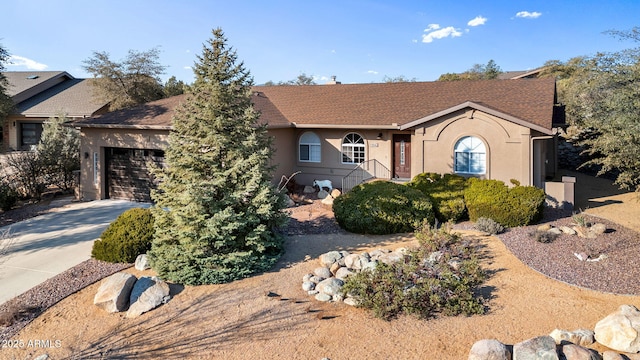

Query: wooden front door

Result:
[393,134,411,179]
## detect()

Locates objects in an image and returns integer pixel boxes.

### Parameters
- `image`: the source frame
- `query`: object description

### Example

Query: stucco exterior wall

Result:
[78,127,169,200]
[410,109,549,186]
[292,129,398,187]
[269,127,296,186]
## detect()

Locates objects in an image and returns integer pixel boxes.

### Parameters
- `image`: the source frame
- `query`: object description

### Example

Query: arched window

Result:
[454,136,486,174]
[342,133,365,164]
[299,132,321,162]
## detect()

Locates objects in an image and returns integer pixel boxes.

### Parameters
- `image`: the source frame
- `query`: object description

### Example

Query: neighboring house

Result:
[70,78,563,202]
[497,67,545,80]
[1,71,110,151]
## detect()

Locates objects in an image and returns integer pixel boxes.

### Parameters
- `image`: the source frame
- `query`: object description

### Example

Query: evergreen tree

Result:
[37,112,80,191]
[148,28,288,285]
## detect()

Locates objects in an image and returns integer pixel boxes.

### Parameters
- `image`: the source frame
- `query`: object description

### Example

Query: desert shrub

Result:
[474,217,505,235]
[408,173,468,222]
[92,208,154,263]
[332,181,434,234]
[530,230,559,243]
[342,222,486,320]
[464,178,545,227]
[5,151,47,200]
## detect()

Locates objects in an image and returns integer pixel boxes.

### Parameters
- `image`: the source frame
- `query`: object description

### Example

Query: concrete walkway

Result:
[0,199,147,304]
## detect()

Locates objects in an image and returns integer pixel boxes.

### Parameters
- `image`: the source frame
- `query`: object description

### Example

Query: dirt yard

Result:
[4,172,640,360]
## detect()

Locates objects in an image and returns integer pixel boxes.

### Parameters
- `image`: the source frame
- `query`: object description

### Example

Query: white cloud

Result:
[422,26,463,43]
[367,70,379,75]
[7,55,48,70]
[183,66,192,70]
[425,23,440,31]
[467,16,487,26]
[516,11,542,19]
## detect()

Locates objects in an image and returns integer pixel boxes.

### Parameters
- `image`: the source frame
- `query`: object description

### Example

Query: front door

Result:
[393,134,411,179]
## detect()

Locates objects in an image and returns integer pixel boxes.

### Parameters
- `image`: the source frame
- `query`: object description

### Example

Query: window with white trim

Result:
[299,132,321,162]
[454,136,486,174]
[342,133,365,164]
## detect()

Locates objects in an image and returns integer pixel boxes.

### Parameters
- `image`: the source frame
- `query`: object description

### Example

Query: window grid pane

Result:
[454,136,486,174]
[342,133,365,164]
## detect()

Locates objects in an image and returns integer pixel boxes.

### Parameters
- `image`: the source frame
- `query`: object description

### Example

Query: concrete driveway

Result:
[0,199,147,305]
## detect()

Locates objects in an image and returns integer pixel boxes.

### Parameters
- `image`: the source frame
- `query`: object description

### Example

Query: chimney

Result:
[326,75,341,85]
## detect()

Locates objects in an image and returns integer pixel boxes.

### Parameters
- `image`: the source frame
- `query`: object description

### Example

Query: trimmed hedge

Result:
[332,181,434,234]
[408,173,468,222]
[92,207,154,263]
[464,178,545,227]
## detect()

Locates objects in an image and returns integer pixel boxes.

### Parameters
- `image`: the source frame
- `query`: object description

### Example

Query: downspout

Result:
[530,129,557,187]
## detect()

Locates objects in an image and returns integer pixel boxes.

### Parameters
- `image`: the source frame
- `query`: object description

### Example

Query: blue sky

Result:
[3,1,639,85]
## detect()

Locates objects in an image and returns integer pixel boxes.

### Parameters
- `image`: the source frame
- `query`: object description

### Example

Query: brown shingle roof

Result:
[15,79,108,117]
[255,78,556,130]
[3,71,69,97]
[73,78,556,132]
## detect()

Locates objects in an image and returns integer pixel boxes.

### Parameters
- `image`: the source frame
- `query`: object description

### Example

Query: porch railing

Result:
[341,159,391,192]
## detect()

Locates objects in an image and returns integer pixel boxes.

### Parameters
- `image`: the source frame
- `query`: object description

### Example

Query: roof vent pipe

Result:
[326,76,341,85]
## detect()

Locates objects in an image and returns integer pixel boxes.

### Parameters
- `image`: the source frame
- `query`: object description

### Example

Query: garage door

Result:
[105,148,165,202]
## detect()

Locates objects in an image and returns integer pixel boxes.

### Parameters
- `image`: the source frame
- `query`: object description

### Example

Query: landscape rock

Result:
[343,297,359,306]
[335,267,354,280]
[548,227,563,235]
[319,251,343,267]
[126,276,170,318]
[303,185,315,193]
[316,278,344,296]
[344,253,366,270]
[602,351,626,360]
[317,190,330,199]
[550,328,595,346]
[377,251,404,265]
[591,223,607,235]
[595,304,640,353]
[559,344,601,360]
[286,196,296,207]
[321,196,334,206]
[329,262,341,275]
[94,272,137,313]
[315,293,332,302]
[302,281,315,291]
[560,226,577,235]
[134,254,151,271]
[468,339,511,360]
[314,267,333,279]
[330,189,341,198]
[537,224,552,232]
[513,335,559,360]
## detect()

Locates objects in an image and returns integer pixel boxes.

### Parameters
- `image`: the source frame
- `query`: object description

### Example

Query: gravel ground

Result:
[2,197,640,341]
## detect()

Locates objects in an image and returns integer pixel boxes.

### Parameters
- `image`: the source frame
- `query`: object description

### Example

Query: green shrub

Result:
[333,181,434,234]
[474,217,505,235]
[342,223,486,320]
[92,207,154,263]
[464,178,545,227]
[408,173,468,222]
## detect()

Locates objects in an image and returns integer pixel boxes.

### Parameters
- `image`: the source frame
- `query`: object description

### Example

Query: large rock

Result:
[513,336,559,360]
[316,278,344,296]
[595,305,640,353]
[317,190,329,199]
[550,328,595,346]
[126,276,170,318]
[330,189,341,198]
[602,351,626,360]
[468,339,511,360]
[321,196,334,206]
[134,254,151,271]
[319,251,343,267]
[314,267,333,279]
[303,185,315,194]
[94,272,137,313]
[559,344,601,360]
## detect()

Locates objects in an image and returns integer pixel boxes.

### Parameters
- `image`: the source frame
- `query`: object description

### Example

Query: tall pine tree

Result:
[148,28,287,285]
